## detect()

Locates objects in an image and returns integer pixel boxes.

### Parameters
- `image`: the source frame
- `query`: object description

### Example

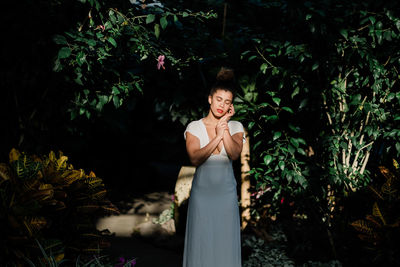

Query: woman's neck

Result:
[203,111,220,126]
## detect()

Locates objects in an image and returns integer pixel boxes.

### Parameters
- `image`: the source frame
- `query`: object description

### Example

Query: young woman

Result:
[183,67,245,267]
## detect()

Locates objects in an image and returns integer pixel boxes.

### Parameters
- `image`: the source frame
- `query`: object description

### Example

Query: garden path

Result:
[97,191,184,267]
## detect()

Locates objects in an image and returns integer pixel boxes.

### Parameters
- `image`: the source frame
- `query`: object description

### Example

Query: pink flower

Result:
[157,55,165,70]
[280,197,285,204]
[171,194,175,201]
[95,25,105,31]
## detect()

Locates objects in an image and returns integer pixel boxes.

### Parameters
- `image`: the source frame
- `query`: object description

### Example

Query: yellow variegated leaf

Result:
[393,159,399,170]
[379,166,395,182]
[85,177,102,188]
[56,156,68,171]
[49,151,56,162]
[38,183,53,190]
[54,253,64,262]
[102,205,120,215]
[89,171,96,178]
[60,169,84,185]
[26,216,47,231]
[372,202,386,225]
[350,219,374,234]
[365,215,382,228]
[91,190,106,200]
[9,148,21,162]
[31,189,54,202]
[21,179,40,192]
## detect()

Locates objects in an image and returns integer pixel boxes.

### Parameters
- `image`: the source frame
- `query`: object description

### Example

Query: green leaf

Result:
[53,35,67,45]
[273,132,282,140]
[290,138,299,148]
[272,97,281,106]
[340,29,348,40]
[264,155,273,166]
[58,47,71,59]
[112,86,120,95]
[87,39,96,47]
[107,37,117,48]
[282,107,294,113]
[154,24,160,38]
[182,12,189,17]
[260,63,268,74]
[146,14,156,24]
[160,16,168,29]
[297,148,306,155]
[278,161,285,171]
[113,95,120,108]
[311,62,319,71]
[291,87,299,99]
[248,121,255,130]
[297,138,306,145]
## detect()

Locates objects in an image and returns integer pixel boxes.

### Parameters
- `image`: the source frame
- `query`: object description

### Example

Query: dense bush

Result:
[0,149,118,265]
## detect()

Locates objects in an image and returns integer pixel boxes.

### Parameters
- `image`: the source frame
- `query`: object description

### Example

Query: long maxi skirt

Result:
[182,155,241,267]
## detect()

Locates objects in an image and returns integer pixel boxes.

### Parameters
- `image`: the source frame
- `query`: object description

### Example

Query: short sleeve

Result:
[229,121,246,143]
[184,121,200,140]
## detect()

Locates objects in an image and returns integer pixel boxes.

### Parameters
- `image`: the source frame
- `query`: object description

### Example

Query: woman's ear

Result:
[208,95,212,105]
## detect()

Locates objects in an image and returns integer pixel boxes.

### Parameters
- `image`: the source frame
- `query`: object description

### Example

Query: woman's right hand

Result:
[216,120,228,138]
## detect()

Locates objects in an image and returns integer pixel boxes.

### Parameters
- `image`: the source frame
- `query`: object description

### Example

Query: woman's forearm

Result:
[189,135,223,166]
[222,130,242,160]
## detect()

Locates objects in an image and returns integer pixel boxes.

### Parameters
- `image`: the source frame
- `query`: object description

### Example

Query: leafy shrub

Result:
[0,148,119,266]
[350,159,400,265]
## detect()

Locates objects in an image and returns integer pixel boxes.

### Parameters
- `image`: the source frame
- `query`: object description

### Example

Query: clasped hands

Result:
[215,104,235,139]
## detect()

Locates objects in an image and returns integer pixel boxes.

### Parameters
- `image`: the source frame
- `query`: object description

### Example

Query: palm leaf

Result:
[372,202,386,225]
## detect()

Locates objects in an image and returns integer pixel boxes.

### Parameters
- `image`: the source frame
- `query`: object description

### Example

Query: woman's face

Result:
[208,89,233,117]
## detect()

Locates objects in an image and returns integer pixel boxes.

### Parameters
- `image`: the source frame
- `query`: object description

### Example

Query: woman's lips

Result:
[217,109,223,113]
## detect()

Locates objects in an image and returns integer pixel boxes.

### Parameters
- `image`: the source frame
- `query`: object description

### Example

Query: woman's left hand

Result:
[221,104,235,122]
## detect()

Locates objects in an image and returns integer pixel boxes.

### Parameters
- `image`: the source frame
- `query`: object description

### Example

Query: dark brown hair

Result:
[209,67,237,99]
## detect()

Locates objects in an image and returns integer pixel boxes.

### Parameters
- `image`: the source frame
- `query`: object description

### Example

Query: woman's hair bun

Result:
[216,67,235,82]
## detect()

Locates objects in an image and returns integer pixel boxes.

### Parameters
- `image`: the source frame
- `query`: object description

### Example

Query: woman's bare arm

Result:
[222,131,243,160]
[185,121,228,166]
[185,133,223,166]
